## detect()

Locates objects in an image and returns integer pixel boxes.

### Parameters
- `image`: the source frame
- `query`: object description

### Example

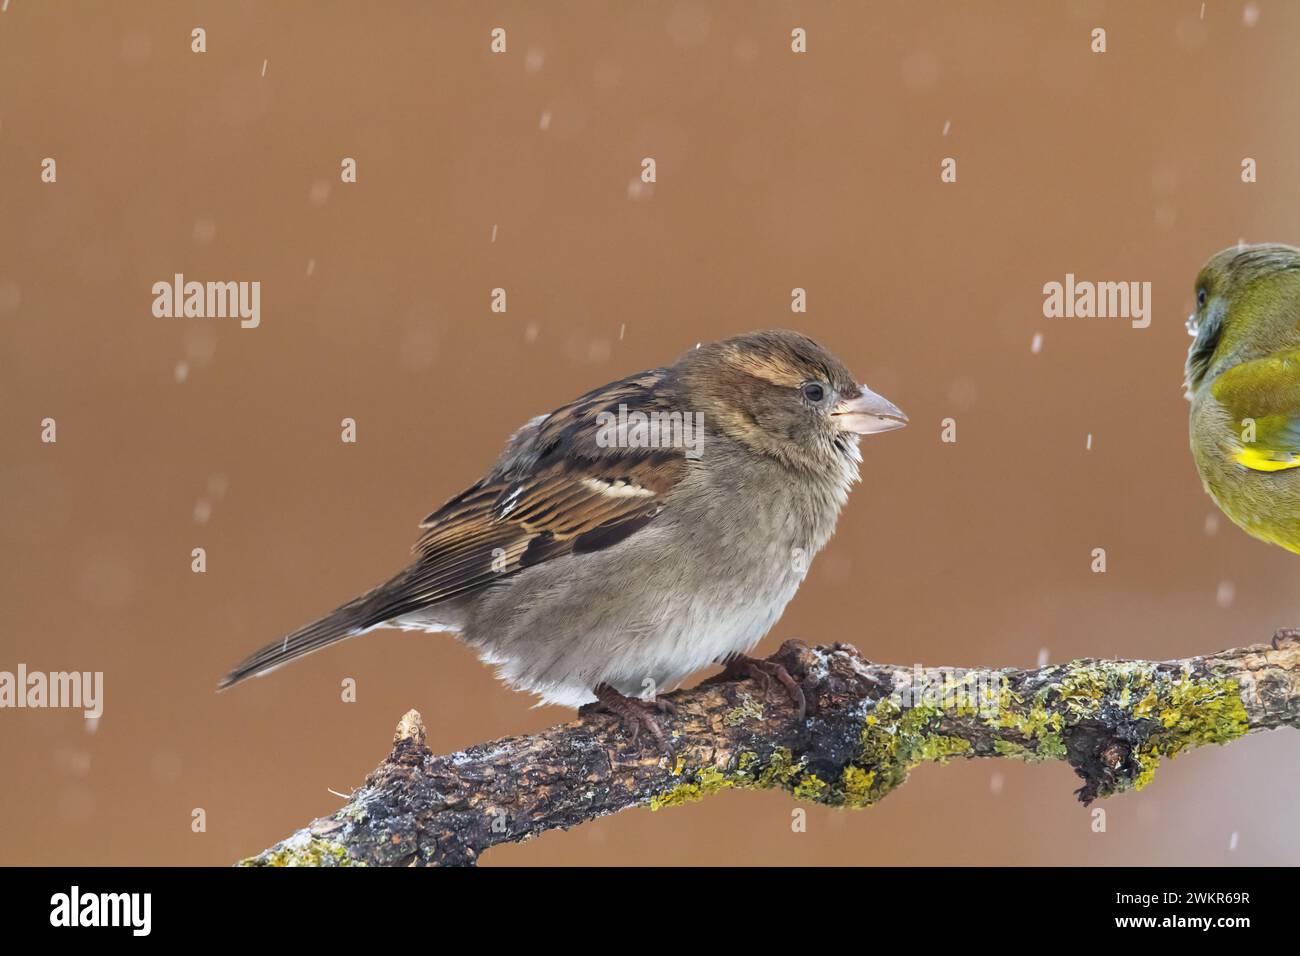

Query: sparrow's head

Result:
[675,329,907,471]
[1186,242,1300,396]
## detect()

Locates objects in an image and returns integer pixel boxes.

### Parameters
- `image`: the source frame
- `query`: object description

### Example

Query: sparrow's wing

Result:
[404,367,690,603]
[1212,349,1300,472]
[220,369,691,688]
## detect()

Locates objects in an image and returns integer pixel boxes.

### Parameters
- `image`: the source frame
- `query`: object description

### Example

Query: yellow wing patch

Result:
[1234,445,1300,472]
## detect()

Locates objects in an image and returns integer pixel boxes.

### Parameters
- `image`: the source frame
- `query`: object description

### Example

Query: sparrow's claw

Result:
[590,684,676,759]
[653,697,678,716]
[1272,627,1300,650]
[710,654,807,722]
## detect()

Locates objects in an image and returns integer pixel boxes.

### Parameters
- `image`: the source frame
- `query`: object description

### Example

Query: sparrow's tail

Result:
[218,580,405,690]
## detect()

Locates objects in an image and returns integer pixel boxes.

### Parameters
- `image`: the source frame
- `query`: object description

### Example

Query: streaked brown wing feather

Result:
[398,369,689,608]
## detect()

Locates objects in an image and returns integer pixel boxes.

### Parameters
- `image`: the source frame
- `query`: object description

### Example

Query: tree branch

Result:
[240,635,1300,866]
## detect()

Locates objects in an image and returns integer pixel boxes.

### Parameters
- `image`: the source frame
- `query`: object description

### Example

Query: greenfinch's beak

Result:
[832,385,908,435]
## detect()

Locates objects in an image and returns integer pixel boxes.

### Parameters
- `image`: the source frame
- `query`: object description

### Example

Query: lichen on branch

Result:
[240,635,1300,866]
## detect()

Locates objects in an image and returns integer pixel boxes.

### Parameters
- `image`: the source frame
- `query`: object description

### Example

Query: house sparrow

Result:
[1187,243,1300,554]
[221,329,907,751]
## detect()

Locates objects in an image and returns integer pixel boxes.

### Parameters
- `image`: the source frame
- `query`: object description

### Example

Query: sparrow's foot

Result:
[709,654,807,721]
[578,696,675,717]
[1272,627,1300,650]
[590,684,676,758]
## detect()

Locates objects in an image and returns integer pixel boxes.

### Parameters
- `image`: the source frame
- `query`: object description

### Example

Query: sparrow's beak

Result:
[832,385,908,435]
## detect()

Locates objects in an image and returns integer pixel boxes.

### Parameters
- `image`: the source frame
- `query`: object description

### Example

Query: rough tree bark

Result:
[241,634,1300,866]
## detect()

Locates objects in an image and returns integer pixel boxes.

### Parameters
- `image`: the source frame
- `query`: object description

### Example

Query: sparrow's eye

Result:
[1196,286,1208,309]
[801,381,826,403]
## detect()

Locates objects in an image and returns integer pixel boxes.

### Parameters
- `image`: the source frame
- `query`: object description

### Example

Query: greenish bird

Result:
[1186,242,1300,554]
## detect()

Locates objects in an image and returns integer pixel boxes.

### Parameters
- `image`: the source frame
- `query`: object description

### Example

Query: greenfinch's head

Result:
[1186,242,1300,397]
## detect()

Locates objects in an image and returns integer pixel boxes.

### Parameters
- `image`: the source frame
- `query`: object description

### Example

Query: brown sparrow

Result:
[221,330,907,751]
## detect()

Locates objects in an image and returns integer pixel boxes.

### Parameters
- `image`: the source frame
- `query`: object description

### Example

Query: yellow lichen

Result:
[241,834,359,867]
[724,691,764,726]
[648,660,1251,813]
[648,765,734,811]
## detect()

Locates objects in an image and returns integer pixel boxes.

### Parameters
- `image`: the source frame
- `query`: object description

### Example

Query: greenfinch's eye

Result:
[1196,286,1208,309]
[801,382,826,403]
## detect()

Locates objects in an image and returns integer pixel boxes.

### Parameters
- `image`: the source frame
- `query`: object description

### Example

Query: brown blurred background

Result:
[2,0,1298,866]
